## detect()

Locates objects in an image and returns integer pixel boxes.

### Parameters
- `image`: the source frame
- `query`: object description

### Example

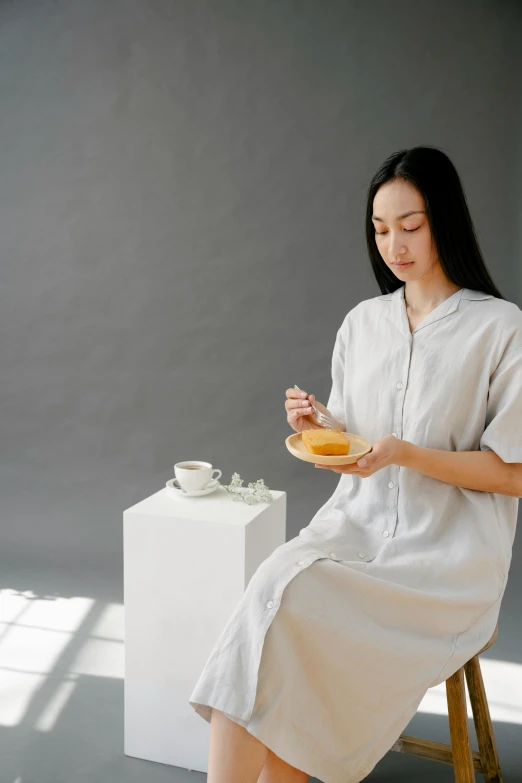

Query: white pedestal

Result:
[123,484,286,774]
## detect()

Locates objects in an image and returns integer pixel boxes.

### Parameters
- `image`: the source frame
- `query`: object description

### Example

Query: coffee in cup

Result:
[174,461,222,492]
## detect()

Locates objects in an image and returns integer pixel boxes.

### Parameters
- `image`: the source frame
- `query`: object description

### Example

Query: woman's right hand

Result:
[285,388,331,433]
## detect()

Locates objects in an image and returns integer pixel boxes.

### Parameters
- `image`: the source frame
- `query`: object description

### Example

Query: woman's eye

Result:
[375,227,420,235]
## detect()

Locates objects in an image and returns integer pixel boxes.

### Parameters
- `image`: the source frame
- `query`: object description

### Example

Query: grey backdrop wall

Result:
[1,1,522,781]
[1,0,521,615]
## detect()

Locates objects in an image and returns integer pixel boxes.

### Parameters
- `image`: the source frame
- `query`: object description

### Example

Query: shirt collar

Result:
[377,285,493,336]
[377,286,494,301]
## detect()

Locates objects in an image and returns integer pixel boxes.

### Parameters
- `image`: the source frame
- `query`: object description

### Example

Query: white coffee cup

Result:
[174,461,222,492]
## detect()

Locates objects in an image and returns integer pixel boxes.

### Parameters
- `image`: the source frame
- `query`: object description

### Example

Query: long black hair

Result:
[365,146,504,299]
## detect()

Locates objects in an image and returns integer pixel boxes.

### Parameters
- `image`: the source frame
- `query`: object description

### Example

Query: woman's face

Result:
[372,179,439,280]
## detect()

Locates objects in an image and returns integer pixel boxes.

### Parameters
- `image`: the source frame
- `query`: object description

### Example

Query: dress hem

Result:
[188,696,417,783]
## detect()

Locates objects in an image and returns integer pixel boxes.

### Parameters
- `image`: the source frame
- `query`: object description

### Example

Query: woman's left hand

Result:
[315,434,406,477]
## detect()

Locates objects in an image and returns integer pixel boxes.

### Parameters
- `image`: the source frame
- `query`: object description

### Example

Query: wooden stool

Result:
[391,624,502,782]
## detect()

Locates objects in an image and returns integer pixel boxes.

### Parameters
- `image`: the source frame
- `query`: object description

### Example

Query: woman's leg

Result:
[258,749,310,782]
[208,708,270,783]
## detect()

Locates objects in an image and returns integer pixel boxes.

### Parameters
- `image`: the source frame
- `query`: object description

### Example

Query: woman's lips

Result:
[392,261,414,268]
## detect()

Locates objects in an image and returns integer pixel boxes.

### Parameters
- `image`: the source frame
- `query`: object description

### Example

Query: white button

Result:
[396,382,403,389]
[392,432,398,438]
[329,552,336,558]
[383,531,390,538]
[266,600,274,609]
[297,558,311,567]
[388,481,394,489]
[357,552,365,559]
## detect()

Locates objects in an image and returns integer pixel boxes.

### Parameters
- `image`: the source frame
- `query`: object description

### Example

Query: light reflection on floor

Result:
[0,588,124,729]
[1,586,520,735]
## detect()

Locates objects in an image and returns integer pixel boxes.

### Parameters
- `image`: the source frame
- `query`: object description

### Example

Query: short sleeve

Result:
[479,345,522,463]
[326,322,347,431]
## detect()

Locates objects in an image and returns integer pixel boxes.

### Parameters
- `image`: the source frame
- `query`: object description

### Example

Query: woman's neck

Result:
[404,279,462,314]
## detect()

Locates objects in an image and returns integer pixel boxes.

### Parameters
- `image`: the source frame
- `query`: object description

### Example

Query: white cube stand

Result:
[123,484,286,774]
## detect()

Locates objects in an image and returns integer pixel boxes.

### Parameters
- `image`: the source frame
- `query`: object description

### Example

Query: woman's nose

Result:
[389,234,406,256]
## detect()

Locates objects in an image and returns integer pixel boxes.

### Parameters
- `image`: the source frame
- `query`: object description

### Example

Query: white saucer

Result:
[166,477,221,497]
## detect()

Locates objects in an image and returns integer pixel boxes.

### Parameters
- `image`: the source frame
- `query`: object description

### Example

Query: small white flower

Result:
[222,473,273,504]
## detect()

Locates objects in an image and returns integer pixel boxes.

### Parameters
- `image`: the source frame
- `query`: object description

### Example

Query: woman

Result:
[189,146,522,783]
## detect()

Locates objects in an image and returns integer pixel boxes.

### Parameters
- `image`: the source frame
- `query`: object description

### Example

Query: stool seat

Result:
[391,624,502,782]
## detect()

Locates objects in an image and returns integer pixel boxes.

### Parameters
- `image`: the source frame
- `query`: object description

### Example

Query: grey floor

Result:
[1,561,521,783]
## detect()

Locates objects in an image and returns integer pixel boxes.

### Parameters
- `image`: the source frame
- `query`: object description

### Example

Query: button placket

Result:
[388,343,412,542]
[267,554,317,614]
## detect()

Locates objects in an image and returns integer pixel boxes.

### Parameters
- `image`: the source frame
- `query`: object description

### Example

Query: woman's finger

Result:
[286,398,313,413]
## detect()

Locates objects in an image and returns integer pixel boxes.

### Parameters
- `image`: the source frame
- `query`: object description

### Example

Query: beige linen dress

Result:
[189,285,522,783]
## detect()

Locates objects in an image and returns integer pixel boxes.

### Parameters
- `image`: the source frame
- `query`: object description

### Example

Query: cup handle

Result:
[211,469,222,482]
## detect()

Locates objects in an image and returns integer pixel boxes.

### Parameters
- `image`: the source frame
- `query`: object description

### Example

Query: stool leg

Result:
[464,656,503,783]
[446,667,475,782]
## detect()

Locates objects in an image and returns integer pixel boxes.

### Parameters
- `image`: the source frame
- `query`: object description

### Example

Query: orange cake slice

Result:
[301,428,351,456]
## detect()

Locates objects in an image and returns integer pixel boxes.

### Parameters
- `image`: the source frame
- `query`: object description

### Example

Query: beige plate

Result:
[285,431,372,465]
